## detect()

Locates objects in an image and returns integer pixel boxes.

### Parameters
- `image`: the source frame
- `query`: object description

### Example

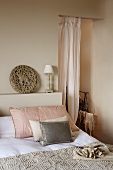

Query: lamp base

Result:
[45,89,53,93]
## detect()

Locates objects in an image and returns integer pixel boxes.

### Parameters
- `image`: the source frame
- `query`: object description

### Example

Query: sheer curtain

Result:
[58,16,81,123]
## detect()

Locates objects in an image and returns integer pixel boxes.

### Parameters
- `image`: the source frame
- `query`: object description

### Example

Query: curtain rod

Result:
[59,14,103,20]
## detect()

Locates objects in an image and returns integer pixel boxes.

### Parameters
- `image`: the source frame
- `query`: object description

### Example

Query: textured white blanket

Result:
[0,143,113,170]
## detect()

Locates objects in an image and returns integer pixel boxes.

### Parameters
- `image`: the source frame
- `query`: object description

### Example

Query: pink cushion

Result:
[10,107,40,138]
[38,106,78,132]
[10,105,78,138]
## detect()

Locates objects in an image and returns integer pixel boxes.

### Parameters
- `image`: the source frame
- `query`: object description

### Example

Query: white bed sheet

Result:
[0,130,98,158]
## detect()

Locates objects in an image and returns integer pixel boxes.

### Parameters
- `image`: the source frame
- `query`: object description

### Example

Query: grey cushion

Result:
[40,121,72,146]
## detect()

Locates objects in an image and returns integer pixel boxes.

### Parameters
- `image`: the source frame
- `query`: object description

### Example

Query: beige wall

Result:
[80,19,93,94]
[91,0,113,144]
[0,0,104,94]
[80,0,113,144]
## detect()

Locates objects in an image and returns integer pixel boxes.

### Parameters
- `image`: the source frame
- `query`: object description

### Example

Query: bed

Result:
[0,92,113,170]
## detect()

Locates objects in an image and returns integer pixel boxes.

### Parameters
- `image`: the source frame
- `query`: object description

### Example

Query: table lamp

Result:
[44,65,54,93]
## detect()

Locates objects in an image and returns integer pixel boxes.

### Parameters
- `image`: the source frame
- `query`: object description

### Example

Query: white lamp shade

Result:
[44,65,53,74]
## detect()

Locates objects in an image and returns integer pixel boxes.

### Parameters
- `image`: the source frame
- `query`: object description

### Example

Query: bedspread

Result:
[0,143,113,170]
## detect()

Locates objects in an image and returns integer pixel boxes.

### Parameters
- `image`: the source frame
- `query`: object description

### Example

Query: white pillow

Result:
[29,115,68,141]
[0,116,15,137]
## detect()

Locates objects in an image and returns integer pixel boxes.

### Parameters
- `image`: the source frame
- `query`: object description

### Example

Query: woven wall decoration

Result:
[9,65,38,93]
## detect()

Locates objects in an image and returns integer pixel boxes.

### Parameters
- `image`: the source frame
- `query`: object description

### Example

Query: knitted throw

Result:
[0,143,113,170]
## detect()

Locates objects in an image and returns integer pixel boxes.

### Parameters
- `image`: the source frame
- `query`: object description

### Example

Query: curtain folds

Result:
[58,16,81,123]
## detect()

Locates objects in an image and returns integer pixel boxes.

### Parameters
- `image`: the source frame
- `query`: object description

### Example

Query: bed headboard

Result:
[0,92,62,116]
